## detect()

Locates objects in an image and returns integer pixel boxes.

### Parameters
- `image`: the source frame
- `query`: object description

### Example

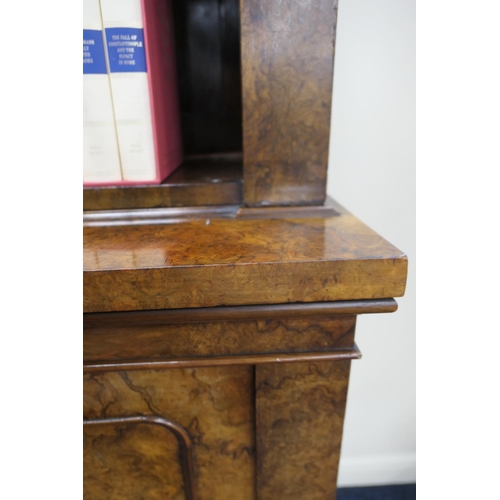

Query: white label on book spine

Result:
[101,0,157,182]
[83,0,122,183]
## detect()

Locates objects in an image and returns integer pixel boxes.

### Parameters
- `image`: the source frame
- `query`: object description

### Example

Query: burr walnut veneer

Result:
[83,201,407,500]
[83,0,407,498]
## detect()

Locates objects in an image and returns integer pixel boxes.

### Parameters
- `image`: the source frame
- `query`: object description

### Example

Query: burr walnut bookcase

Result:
[83,1,408,499]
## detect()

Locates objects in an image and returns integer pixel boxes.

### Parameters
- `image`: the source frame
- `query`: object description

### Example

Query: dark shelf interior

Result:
[172,0,243,156]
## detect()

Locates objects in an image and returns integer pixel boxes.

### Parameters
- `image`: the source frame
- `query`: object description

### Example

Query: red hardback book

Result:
[83,0,183,187]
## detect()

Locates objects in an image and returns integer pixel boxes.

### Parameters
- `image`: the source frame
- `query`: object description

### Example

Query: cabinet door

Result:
[84,360,351,500]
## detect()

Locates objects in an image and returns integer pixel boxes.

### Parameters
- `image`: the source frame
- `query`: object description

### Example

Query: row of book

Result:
[83,0,182,186]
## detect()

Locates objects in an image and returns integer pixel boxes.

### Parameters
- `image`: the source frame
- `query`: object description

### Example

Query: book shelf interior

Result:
[84,0,243,212]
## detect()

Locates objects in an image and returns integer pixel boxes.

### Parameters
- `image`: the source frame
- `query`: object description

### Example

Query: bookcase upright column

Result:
[240,0,339,207]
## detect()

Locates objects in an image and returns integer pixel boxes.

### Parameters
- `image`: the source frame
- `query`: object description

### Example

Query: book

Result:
[99,0,183,184]
[83,0,122,185]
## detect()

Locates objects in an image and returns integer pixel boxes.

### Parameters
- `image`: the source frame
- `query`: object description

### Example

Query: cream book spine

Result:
[100,0,156,182]
[83,0,122,184]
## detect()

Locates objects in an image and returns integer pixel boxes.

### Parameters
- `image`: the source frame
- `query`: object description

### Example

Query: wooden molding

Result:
[84,299,397,329]
[83,346,362,373]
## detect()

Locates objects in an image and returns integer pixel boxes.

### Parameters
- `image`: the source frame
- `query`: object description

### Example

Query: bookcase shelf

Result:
[83,153,243,210]
[84,0,242,207]
[84,0,334,211]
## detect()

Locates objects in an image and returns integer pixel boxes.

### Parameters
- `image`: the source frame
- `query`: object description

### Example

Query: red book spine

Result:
[142,0,183,183]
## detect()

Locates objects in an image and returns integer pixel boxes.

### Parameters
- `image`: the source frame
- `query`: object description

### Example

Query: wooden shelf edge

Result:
[83,197,408,312]
[83,156,244,211]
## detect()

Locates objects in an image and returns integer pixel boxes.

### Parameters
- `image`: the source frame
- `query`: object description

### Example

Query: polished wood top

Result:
[84,200,407,312]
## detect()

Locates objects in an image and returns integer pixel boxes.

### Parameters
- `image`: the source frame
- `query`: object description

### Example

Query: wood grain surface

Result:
[84,415,196,500]
[241,0,338,206]
[84,200,407,312]
[83,157,243,211]
[84,366,255,500]
[84,315,355,363]
[256,360,351,500]
[84,419,186,500]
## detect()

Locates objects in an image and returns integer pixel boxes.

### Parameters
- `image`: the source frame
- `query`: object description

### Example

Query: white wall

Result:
[327,0,415,487]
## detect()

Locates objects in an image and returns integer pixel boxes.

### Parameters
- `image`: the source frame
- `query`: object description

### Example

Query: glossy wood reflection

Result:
[84,201,407,312]
[241,0,338,206]
[83,366,255,500]
[256,360,351,500]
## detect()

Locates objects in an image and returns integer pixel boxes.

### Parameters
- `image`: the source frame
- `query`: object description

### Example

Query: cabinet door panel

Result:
[84,366,255,500]
[84,420,186,500]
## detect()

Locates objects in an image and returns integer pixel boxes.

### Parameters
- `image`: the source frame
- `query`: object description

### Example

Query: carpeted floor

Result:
[337,484,416,500]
